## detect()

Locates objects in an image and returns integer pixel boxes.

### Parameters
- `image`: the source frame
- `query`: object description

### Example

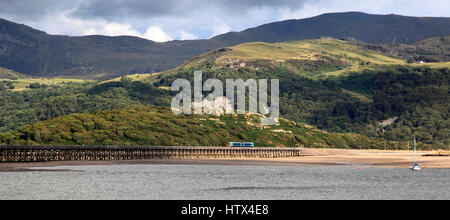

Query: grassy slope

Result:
[7,78,91,92]
[108,38,448,83]
[0,106,406,149]
[409,62,450,68]
[0,67,28,80]
[0,65,92,92]
[106,38,406,84]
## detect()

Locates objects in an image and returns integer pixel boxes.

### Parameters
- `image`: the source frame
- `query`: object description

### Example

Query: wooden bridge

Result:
[0,146,302,163]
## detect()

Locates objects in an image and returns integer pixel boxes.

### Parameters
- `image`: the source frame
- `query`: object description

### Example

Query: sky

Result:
[0,0,449,42]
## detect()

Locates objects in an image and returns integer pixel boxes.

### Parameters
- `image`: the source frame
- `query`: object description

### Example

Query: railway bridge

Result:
[0,146,302,163]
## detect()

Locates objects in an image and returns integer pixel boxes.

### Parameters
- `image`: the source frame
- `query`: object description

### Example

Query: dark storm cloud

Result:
[70,0,312,21]
[0,0,79,20]
[1,0,447,41]
[217,0,311,10]
[72,0,177,20]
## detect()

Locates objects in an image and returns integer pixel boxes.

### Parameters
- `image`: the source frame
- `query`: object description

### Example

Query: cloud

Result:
[0,0,449,42]
[142,27,172,42]
[19,10,172,42]
[178,31,197,40]
[72,0,177,21]
[280,0,450,21]
[84,23,141,37]
[70,0,309,20]
[67,0,311,39]
[0,0,80,20]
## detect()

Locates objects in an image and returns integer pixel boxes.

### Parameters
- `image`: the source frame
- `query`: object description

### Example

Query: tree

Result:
[407,57,415,64]
[120,76,132,83]
[29,83,42,89]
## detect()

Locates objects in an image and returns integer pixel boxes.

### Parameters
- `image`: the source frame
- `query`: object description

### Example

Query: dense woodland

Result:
[328,67,448,146]
[154,64,450,147]
[0,80,171,132]
[0,106,409,150]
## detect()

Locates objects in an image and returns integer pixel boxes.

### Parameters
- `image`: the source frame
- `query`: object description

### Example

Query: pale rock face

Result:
[272,129,293,134]
[193,96,234,116]
[174,96,278,126]
[171,96,233,116]
[261,117,279,126]
[380,117,399,127]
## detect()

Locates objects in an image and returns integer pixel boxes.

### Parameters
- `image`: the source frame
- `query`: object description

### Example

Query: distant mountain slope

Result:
[346,35,450,62]
[213,12,450,45]
[0,67,27,79]
[1,12,450,79]
[0,18,225,79]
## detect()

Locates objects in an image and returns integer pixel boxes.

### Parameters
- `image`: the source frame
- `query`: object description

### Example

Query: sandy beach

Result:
[268,148,450,169]
[0,148,449,172]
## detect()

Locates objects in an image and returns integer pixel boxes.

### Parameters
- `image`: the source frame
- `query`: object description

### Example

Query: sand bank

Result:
[0,148,449,172]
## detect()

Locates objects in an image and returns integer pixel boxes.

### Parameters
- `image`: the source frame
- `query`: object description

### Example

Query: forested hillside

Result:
[0,38,448,148]
[347,35,450,62]
[143,39,449,146]
[0,106,409,150]
[0,80,171,132]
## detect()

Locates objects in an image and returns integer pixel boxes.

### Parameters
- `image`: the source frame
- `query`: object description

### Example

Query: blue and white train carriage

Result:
[228,142,255,148]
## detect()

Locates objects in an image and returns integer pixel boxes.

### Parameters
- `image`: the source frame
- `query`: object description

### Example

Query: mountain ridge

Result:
[213,12,450,44]
[1,12,450,79]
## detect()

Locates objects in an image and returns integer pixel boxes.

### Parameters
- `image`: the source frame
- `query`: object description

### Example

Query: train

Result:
[228,142,255,148]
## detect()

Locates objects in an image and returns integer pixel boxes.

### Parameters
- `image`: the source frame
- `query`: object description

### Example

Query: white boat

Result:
[410,137,422,171]
[410,163,422,171]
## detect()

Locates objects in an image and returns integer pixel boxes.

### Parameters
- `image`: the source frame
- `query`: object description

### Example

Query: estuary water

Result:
[0,164,449,200]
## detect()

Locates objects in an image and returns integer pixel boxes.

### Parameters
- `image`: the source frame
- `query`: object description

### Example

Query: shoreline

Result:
[1,148,449,172]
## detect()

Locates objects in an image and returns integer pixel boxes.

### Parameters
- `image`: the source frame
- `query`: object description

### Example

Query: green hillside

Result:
[0,67,27,80]
[0,80,172,133]
[0,106,407,150]
[349,35,450,62]
[138,38,405,82]
[0,38,448,148]
[140,39,449,147]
